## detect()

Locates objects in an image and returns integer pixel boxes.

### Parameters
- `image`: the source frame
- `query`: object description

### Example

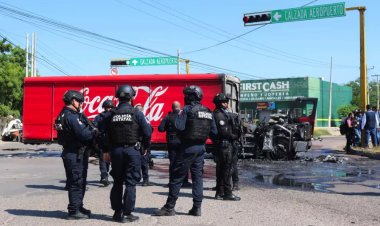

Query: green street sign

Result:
[126,57,178,67]
[271,2,346,24]
[243,2,346,26]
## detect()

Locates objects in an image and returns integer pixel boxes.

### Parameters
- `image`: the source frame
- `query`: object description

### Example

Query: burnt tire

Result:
[267,136,294,160]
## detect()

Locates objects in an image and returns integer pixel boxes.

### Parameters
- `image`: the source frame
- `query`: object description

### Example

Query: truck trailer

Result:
[22,73,240,150]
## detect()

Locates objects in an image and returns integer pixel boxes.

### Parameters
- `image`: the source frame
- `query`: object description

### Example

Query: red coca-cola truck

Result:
[22,74,240,149]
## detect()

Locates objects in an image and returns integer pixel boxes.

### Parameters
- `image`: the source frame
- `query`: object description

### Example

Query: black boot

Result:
[215,192,224,200]
[142,179,152,186]
[188,206,201,216]
[100,178,111,187]
[154,206,175,216]
[112,210,125,223]
[79,207,91,217]
[223,194,241,201]
[124,213,139,222]
[67,211,89,220]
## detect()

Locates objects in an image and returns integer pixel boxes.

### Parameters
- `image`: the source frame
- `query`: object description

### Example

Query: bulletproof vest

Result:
[182,104,212,143]
[213,108,235,140]
[109,106,139,146]
[54,110,70,146]
[54,108,83,148]
[365,111,377,129]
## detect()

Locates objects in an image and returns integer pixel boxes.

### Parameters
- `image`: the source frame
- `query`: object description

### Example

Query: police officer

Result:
[55,90,97,220]
[102,85,152,223]
[158,101,191,186]
[154,85,217,217]
[212,93,241,201]
[134,103,153,186]
[93,100,114,187]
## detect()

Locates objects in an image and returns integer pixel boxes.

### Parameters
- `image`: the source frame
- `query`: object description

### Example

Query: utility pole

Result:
[31,33,34,77]
[328,57,333,127]
[33,33,37,77]
[25,33,29,77]
[372,74,380,109]
[177,49,180,75]
[346,6,367,111]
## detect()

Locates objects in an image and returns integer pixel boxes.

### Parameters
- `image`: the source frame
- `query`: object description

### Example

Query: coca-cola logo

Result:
[80,86,168,121]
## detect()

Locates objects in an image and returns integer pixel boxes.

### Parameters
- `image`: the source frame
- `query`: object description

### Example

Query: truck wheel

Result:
[267,136,291,160]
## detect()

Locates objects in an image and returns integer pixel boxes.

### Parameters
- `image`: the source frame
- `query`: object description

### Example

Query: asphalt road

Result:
[1,137,380,226]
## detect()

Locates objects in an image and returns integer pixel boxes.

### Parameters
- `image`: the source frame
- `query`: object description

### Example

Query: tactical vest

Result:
[213,108,234,140]
[54,108,83,148]
[182,104,212,143]
[54,110,70,146]
[109,106,140,146]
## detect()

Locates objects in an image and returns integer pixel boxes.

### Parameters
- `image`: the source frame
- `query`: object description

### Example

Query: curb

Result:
[348,149,380,160]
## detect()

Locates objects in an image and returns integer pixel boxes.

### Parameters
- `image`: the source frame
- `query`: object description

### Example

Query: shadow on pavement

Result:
[134,207,157,215]
[5,209,116,222]
[25,184,65,190]
[152,191,214,200]
[5,209,67,219]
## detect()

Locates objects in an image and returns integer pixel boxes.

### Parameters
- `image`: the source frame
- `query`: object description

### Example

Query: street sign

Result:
[243,2,346,26]
[271,2,346,24]
[126,57,178,67]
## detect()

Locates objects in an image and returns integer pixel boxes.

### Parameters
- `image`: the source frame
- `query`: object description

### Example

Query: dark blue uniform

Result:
[94,112,111,182]
[213,108,241,197]
[158,110,189,183]
[57,106,95,214]
[163,103,217,210]
[103,102,152,215]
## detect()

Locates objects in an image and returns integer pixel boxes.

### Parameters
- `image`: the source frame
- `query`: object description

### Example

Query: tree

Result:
[337,104,357,118]
[0,38,25,117]
[344,78,379,109]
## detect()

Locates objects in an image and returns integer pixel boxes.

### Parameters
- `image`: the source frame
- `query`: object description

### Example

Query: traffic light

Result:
[110,59,129,66]
[243,12,272,26]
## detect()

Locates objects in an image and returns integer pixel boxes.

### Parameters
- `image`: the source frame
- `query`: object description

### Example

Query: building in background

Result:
[239,77,352,127]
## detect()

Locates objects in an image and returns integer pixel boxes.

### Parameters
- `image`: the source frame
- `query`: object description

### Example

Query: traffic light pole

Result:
[346,6,367,111]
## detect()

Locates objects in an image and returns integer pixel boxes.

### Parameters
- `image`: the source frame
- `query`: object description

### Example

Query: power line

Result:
[0,2,263,78]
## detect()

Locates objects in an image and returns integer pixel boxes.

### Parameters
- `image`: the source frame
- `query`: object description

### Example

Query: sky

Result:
[0,0,378,85]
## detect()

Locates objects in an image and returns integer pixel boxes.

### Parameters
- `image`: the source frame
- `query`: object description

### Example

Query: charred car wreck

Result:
[241,97,318,160]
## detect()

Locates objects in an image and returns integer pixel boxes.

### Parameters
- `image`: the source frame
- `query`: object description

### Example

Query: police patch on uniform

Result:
[197,111,212,120]
[112,114,132,122]
[219,120,225,126]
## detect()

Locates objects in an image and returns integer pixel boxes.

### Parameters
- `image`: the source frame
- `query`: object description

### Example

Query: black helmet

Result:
[102,100,114,109]
[213,93,229,104]
[116,84,136,100]
[183,85,203,100]
[63,90,84,103]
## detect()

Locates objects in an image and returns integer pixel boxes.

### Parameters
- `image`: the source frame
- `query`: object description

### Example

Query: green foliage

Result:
[337,104,357,118]
[0,104,20,118]
[345,77,379,108]
[0,38,25,117]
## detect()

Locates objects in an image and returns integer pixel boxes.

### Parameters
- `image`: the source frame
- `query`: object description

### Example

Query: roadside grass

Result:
[313,128,331,138]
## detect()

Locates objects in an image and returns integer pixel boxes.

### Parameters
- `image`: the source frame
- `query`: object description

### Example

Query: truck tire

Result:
[267,136,293,160]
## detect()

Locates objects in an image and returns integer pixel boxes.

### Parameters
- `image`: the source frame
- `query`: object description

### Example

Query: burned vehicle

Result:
[241,97,318,160]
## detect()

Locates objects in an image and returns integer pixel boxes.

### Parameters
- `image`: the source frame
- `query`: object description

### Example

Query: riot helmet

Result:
[213,93,229,104]
[183,85,203,101]
[63,90,84,104]
[116,84,136,101]
[102,100,114,109]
